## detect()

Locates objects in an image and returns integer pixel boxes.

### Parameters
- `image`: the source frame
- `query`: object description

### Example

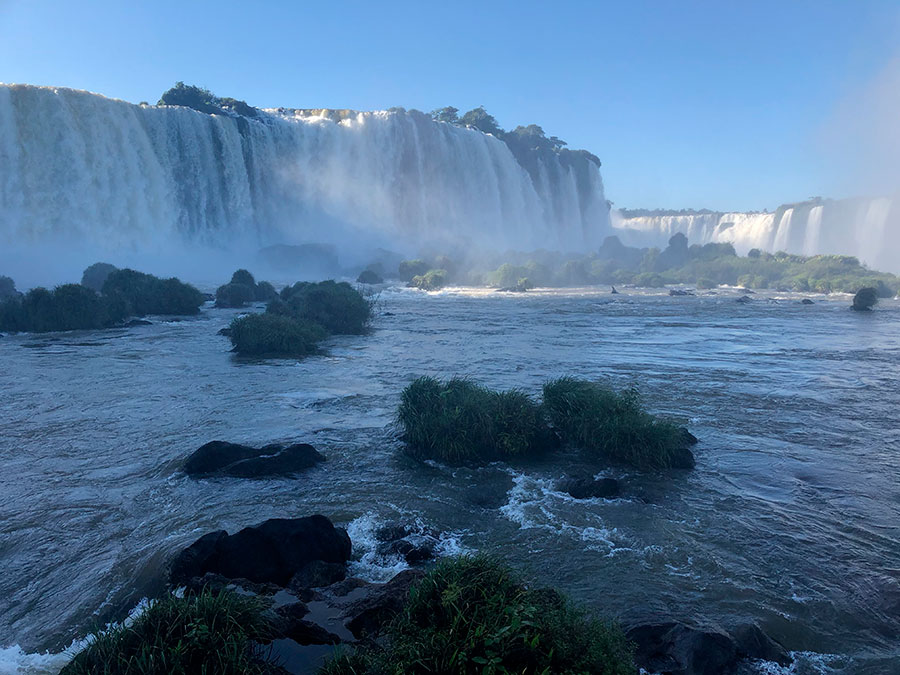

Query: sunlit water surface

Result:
[1,287,898,674]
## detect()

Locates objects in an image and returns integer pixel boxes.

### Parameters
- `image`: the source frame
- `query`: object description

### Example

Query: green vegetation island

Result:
[388,232,898,296]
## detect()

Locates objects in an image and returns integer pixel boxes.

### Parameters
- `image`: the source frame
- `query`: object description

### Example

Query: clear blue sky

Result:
[1,0,898,211]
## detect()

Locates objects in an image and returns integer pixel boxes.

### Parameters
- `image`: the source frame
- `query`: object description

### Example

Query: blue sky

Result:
[1,0,898,211]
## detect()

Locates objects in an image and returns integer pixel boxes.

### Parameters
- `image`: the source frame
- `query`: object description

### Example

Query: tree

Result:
[459,106,503,136]
[158,82,221,115]
[430,106,459,124]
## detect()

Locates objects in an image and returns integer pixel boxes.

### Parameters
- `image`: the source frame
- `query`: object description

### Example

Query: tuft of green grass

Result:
[318,555,635,675]
[61,588,278,675]
[229,312,326,357]
[398,377,547,463]
[542,377,684,469]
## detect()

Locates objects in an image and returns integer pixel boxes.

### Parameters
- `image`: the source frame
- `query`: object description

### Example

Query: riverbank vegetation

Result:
[61,589,276,675]
[320,555,635,675]
[215,269,278,308]
[229,280,372,356]
[0,267,204,333]
[398,376,693,469]
[391,233,898,295]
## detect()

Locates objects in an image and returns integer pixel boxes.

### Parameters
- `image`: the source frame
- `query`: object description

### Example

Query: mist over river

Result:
[1,287,899,674]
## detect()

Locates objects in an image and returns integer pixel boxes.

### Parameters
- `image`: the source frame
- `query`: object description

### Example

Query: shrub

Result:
[102,269,205,316]
[216,282,256,308]
[398,259,430,282]
[0,275,19,300]
[230,269,256,288]
[157,82,221,115]
[229,312,326,357]
[356,269,384,285]
[254,281,278,302]
[542,377,684,469]
[398,377,547,463]
[0,284,130,333]
[80,263,118,293]
[61,588,277,675]
[409,269,448,291]
[278,280,371,334]
[319,556,634,675]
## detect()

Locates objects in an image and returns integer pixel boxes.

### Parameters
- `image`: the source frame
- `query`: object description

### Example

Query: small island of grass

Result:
[398,375,694,470]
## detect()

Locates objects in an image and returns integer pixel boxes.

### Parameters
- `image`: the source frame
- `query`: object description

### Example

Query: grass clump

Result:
[229,312,326,357]
[409,269,448,291]
[278,280,371,334]
[61,588,277,675]
[102,269,205,316]
[542,377,685,469]
[398,377,547,463]
[319,555,635,675]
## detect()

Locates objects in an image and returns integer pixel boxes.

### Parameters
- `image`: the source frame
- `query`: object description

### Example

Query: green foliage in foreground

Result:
[102,269,205,316]
[542,377,685,470]
[0,284,130,332]
[399,376,688,469]
[61,589,277,675]
[229,312,326,357]
[409,268,448,291]
[319,556,635,675]
[398,377,548,463]
[277,280,372,334]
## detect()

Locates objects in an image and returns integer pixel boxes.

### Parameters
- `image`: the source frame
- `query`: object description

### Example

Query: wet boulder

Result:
[669,289,695,296]
[852,287,878,311]
[343,569,425,639]
[288,560,348,590]
[356,269,384,284]
[627,620,790,674]
[557,476,620,500]
[169,515,352,587]
[736,295,752,304]
[801,298,814,305]
[669,446,697,470]
[374,521,437,564]
[184,440,324,478]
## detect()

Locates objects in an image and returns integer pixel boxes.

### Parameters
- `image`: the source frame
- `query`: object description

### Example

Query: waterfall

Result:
[0,85,611,272]
[613,196,900,273]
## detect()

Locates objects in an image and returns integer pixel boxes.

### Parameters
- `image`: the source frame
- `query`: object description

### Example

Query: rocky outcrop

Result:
[852,287,878,311]
[557,476,621,499]
[169,515,351,587]
[183,440,325,478]
[627,620,790,675]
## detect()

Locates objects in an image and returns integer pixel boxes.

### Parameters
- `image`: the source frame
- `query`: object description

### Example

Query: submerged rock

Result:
[557,476,620,499]
[374,521,437,564]
[183,440,325,478]
[169,514,351,587]
[736,295,752,304]
[627,620,790,675]
[669,289,695,296]
[123,318,152,327]
[801,298,814,305]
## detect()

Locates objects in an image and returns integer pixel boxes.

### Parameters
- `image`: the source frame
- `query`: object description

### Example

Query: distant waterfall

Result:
[0,85,611,261]
[612,196,900,273]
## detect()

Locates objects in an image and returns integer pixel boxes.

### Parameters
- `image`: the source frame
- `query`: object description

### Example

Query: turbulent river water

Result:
[1,287,898,674]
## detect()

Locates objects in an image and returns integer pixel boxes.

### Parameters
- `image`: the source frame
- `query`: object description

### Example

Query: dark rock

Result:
[324,577,372,598]
[732,623,790,665]
[275,601,310,622]
[169,515,352,587]
[182,571,283,596]
[284,619,343,645]
[801,298,814,305]
[183,440,325,478]
[736,295,752,304]
[611,286,619,294]
[217,327,232,337]
[627,621,738,675]
[852,287,878,311]
[374,523,412,543]
[356,269,384,285]
[557,476,621,500]
[124,319,152,327]
[678,427,699,446]
[343,569,425,639]
[669,289,695,296]
[289,560,347,589]
[379,538,435,564]
[669,447,696,470]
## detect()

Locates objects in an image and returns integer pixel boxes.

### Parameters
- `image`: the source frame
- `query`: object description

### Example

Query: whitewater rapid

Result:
[0,85,610,265]
[612,197,900,273]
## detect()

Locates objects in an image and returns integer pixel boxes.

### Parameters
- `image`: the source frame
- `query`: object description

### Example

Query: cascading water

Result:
[612,196,900,272]
[0,84,611,279]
